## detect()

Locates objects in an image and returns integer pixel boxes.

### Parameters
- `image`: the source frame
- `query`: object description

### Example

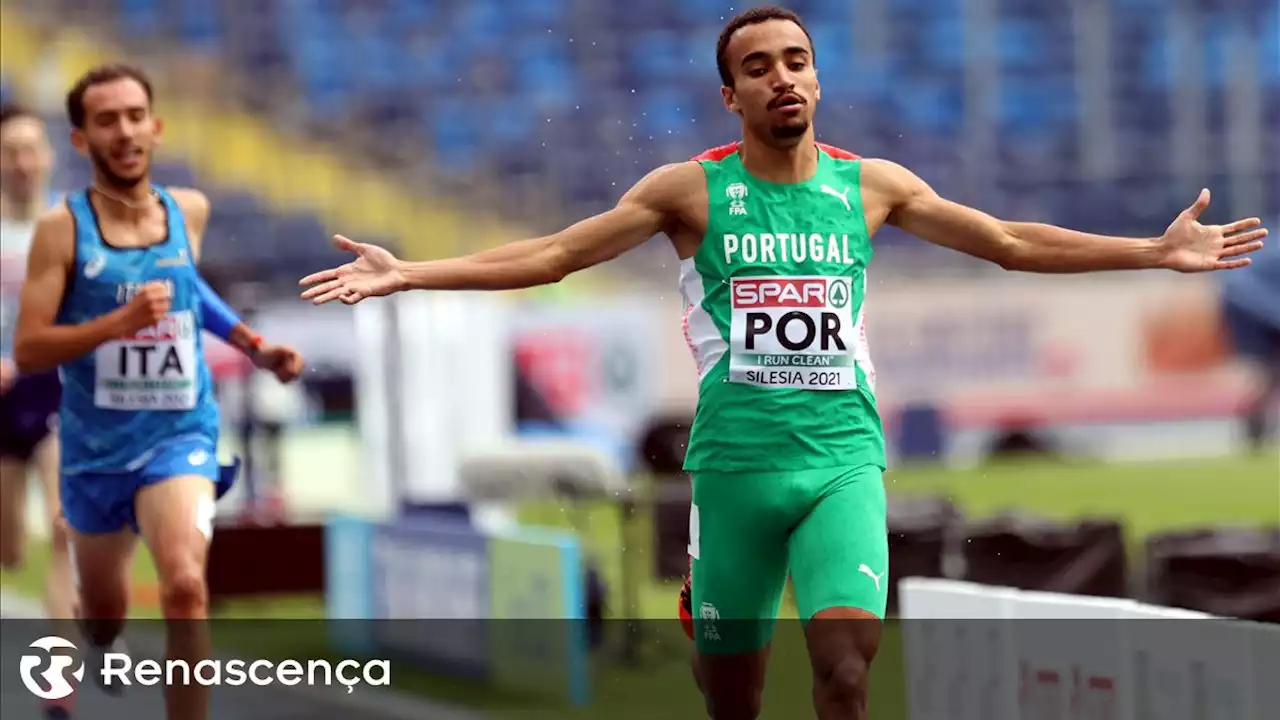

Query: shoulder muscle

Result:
[18,206,76,321]
[859,159,936,221]
[621,161,704,217]
[30,205,76,266]
[166,187,211,259]
[167,187,210,221]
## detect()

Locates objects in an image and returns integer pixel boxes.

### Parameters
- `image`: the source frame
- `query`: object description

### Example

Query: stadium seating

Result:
[20,0,1280,266]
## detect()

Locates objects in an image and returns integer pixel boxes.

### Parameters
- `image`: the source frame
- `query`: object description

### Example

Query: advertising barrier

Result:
[324,513,589,705]
[899,578,1272,720]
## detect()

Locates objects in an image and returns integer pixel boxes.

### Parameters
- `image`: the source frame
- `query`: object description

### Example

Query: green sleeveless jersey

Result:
[680,143,886,472]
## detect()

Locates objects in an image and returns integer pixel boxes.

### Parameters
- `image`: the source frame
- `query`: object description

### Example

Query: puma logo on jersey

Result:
[857,564,885,592]
[820,185,851,211]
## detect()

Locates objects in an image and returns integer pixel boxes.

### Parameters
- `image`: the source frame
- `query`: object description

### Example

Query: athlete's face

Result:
[721,19,820,146]
[0,117,53,205]
[71,78,162,190]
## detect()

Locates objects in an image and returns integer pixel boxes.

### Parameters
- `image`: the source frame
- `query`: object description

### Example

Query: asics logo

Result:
[83,253,107,279]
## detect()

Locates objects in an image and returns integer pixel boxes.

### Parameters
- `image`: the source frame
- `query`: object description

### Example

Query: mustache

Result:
[768,92,805,110]
[88,149,147,187]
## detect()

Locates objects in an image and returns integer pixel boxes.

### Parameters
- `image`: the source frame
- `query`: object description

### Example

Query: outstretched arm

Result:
[863,159,1267,273]
[299,162,700,305]
[172,188,305,382]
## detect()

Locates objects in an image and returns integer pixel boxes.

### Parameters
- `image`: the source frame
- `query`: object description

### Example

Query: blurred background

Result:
[1,0,1277,718]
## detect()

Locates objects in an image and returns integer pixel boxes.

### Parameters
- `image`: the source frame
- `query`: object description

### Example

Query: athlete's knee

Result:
[706,689,762,720]
[48,515,70,555]
[812,653,870,712]
[698,653,767,720]
[0,522,25,569]
[159,566,208,619]
[79,565,130,642]
[0,546,22,570]
[79,585,129,625]
[690,652,706,696]
[805,608,880,718]
[0,479,27,569]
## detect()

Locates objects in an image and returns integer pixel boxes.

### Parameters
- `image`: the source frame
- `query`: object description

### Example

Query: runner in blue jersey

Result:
[12,64,304,720]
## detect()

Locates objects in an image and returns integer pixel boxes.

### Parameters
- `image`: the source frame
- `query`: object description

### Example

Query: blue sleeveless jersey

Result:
[56,187,218,475]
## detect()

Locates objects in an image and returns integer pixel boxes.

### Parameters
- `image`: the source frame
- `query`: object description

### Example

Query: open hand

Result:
[1159,190,1268,273]
[252,343,304,383]
[299,235,406,306]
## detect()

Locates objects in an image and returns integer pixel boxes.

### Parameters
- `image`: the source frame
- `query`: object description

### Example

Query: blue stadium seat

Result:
[509,0,568,27]
[675,0,735,26]
[64,0,1275,273]
[1264,7,1280,84]
[513,37,576,109]
[892,79,963,135]
[630,31,690,82]
[805,23,854,74]
[117,0,161,35]
[150,163,197,188]
[636,87,694,137]
[346,24,402,91]
[480,99,537,147]
[427,100,484,174]
[176,0,221,49]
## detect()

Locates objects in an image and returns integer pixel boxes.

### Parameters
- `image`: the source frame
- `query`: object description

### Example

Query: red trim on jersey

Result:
[817,142,859,159]
[690,140,859,161]
[691,142,742,161]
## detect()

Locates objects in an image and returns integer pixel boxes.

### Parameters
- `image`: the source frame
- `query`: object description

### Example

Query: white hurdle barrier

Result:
[898,578,1272,720]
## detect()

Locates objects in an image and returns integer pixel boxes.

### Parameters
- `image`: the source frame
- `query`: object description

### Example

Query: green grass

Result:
[3,452,1276,718]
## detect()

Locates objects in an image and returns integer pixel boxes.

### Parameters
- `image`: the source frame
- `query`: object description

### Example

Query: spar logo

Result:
[732,277,850,309]
[732,277,850,352]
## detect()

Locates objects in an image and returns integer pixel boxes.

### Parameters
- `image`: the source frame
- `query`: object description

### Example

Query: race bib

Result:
[94,309,198,410]
[728,276,857,390]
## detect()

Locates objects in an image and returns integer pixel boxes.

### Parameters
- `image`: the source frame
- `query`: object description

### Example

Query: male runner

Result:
[13,63,304,720]
[299,6,1267,719]
[0,103,79,714]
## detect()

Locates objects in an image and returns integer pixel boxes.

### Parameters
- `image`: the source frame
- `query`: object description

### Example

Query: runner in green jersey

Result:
[299,5,1267,717]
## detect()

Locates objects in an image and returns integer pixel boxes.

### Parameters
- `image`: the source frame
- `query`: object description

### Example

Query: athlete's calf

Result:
[72,525,137,702]
[71,529,136,641]
[136,474,216,720]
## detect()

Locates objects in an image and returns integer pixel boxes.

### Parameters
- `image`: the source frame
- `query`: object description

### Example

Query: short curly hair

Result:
[716,6,814,88]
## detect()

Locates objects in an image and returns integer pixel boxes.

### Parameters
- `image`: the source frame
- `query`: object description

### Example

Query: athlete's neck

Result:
[0,192,46,223]
[91,177,156,222]
[738,131,819,184]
